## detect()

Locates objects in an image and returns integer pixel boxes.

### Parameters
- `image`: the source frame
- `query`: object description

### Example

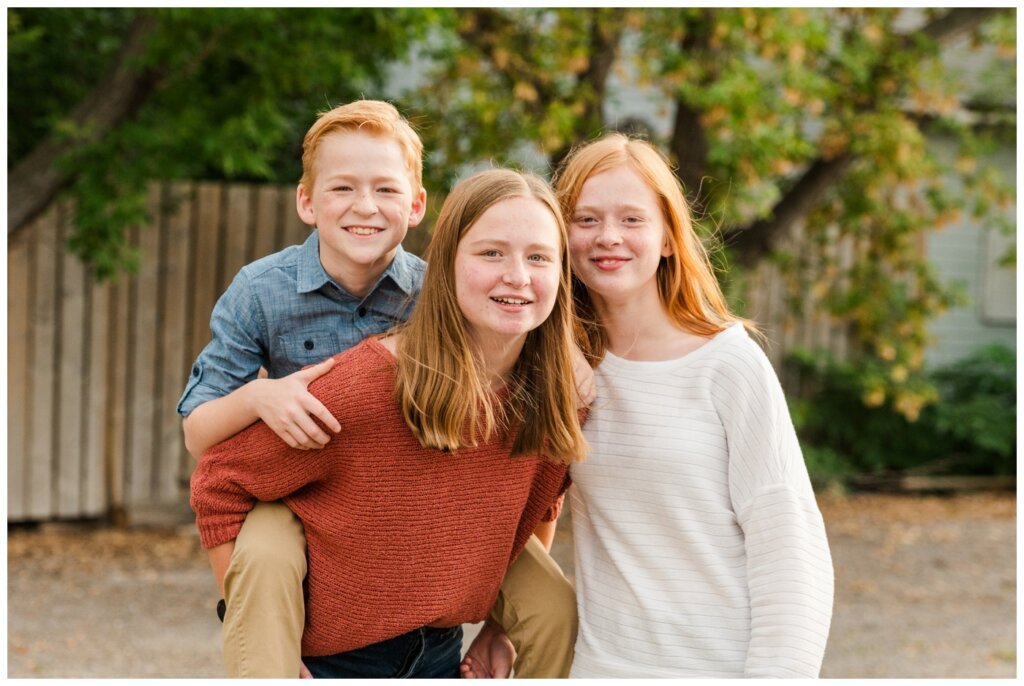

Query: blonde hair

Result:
[300,99,423,193]
[395,169,587,463]
[554,133,751,361]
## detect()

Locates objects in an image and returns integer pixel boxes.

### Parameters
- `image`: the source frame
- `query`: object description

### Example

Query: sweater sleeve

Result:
[540,473,573,522]
[712,334,835,678]
[189,368,343,549]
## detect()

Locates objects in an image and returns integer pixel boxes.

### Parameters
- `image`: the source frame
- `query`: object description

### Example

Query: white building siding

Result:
[924,148,1016,368]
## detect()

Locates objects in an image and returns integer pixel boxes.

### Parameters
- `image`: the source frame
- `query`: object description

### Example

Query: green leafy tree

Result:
[8,7,445,277]
[407,7,1015,417]
[8,8,1015,418]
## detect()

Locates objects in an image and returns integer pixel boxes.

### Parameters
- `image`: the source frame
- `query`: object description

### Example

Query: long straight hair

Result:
[554,133,752,361]
[395,169,587,463]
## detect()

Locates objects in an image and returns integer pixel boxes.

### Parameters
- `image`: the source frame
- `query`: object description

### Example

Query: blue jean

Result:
[304,625,463,679]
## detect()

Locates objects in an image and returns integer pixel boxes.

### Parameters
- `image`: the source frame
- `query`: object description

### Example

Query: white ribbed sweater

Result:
[569,323,834,678]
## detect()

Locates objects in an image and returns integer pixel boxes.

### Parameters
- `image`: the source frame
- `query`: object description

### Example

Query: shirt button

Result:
[192,366,199,378]
[304,340,314,350]
[358,307,367,317]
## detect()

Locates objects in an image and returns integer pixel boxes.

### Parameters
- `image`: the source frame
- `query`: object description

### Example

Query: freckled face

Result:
[454,197,562,350]
[296,130,426,281]
[568,163,672,305]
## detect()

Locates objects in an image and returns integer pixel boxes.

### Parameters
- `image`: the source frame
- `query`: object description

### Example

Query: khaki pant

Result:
[221,501,577,678]
[490,533,578,678]
[222,501,307,678]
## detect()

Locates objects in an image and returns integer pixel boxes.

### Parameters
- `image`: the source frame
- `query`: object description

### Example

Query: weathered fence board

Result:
[8,225,31,519]
[27,205,58,519]
[253,186,283,262]
[223,184,253,292]
[126,185,163,506]
[83,274,110,515]
[107,266,131,514]
[158,183,194,501]
[190,183,223,369]
[56,207,86,517]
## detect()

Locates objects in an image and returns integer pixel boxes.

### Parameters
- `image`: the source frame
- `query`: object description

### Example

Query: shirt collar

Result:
[296,230,331,294]
[380,244,419,295]
[296,230,419,296]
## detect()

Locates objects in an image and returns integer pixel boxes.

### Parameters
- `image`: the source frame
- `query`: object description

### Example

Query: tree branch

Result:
[723,7,1009,268]
[670,101,710,205]
[727,153,855,268]
[455,9,554,119]
[8,13,161,239]
[668,11,715,205]
[550,10,626,168]
[575,10,625,130]
[919,7,1004,43]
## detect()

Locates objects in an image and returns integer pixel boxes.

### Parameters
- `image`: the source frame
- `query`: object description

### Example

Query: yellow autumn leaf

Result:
[863,388,886,407]
[956,157,977,173]
[514,81,539,103]
[492,47,510,70]
[890,365,908,383]
[863,23,884,43]
[788,43,805,65]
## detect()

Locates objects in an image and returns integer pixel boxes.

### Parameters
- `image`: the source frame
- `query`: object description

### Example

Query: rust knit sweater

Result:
[190,337,570,657]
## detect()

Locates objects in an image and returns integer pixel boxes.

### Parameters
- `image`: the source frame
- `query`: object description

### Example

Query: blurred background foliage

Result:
[8,8,1016,478]
[789,344,1016,480]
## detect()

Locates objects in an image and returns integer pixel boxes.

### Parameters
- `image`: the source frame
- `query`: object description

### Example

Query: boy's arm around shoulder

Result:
[190,351,352,549]
[180,267,269,456]
[180,268,341,457]
[183,356,341,458]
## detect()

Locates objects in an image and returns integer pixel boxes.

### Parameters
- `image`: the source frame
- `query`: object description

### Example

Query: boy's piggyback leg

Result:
[492,535,578,678]
[222,501,307,677]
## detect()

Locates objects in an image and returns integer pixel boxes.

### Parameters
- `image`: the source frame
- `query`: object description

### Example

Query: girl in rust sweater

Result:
[190,169,588,678]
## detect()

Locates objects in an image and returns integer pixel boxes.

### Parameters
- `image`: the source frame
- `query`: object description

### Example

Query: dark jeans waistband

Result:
[304,624,464,679]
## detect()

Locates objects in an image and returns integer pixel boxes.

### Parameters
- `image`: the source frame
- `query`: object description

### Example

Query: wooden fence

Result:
[7,182,315,522]
[7,181,849,523]
[742,220,855,376]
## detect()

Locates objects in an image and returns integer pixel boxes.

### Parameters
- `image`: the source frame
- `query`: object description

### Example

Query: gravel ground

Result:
[6,491,1016,679]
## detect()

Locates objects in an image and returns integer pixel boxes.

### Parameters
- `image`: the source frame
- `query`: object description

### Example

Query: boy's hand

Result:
[460,618,515,678]
[248,357,342,449]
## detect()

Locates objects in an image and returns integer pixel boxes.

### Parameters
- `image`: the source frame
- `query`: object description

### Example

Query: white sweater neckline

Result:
[601,321,745,372]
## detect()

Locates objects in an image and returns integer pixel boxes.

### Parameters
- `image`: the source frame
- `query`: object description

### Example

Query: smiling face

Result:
[454,196,563,352]
[568,162,673,307]
[296,130,427,292]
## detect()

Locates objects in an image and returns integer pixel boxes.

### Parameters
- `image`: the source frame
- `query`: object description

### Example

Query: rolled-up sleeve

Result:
[177,269,268,417]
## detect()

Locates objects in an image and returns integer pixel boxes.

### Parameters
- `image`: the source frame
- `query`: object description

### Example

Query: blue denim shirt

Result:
[177,230,425,416]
